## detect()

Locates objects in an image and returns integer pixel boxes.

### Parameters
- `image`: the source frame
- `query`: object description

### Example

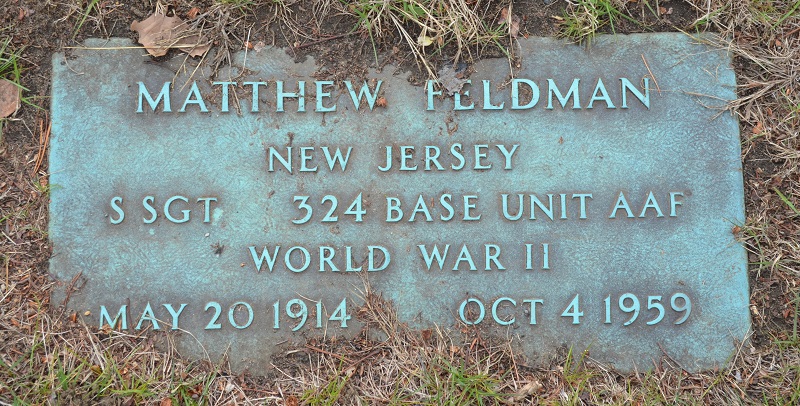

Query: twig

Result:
[243,26,251,70]
[656,342,685,372]
[304,344,353,363]
[61,271,83,308]
[33,116,50,177]
[641,54,661,94]
[782,26,800,39]
[349,348,383,367]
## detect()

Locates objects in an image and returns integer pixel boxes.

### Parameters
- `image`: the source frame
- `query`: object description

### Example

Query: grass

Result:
[559,346,596,405]
[216,0,256,6]
[214,0,257,13]
[0,38,42,117]
[0,38,28,127]
[72,0,101,39]
[419,358,506,405]
[773,0,800,28]
[343,0,510,77]
[0,329,217,405]
[2,0,800,404]
[775,188,800,218]
[301,367,350,406]
[0,39,22,86]
[559,0,638,43]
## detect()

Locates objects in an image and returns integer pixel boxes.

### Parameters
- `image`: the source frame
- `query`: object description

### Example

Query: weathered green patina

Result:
[50,33,749,373]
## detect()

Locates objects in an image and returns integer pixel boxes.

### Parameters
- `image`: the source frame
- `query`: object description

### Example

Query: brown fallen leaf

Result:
[752,121,763,134]
[187,7,200,20]
[500,7,520,38]
[0,79,20,118]
[130,11,210,57]
[421,328,432,341]
[437,64,468,96]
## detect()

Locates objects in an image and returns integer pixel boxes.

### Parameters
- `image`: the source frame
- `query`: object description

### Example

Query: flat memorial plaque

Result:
[50,33,750,372]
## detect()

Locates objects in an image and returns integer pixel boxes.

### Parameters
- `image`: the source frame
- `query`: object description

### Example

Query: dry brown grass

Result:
[338,0,512,77]
[1,0,800,404]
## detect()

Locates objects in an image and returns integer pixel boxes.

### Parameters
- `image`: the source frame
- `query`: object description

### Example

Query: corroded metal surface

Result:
[50,34,749,373]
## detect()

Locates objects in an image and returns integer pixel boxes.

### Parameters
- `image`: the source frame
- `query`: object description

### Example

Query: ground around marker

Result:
[1,1,799,404]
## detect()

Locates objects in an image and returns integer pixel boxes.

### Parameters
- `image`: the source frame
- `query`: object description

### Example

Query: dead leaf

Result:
[285,395,299,406]
[510,380,543,402]
[421,329,432,341]
[159,398,173,406]
[437,65,468,96]
[130,13,182,57]
[344,365,357,377]
[750,304,760,316]
[187,7,200,19]
[130,11,210,57]
[417,35,435,47]
[752,121,763,134]
[0,79,20,118]
[509,17,520,38]
[521,380,543,395]
[500,7,520,38]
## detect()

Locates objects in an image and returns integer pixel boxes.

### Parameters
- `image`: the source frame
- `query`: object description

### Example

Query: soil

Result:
[0,0,791,394]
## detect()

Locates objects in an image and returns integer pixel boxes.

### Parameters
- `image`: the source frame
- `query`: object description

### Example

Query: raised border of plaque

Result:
[50,33,749,373]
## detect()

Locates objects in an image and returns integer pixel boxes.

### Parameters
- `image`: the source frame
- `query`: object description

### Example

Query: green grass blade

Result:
[774,188,799,216]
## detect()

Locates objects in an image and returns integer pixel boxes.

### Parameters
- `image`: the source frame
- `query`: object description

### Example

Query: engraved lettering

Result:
[109,196,125,224]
